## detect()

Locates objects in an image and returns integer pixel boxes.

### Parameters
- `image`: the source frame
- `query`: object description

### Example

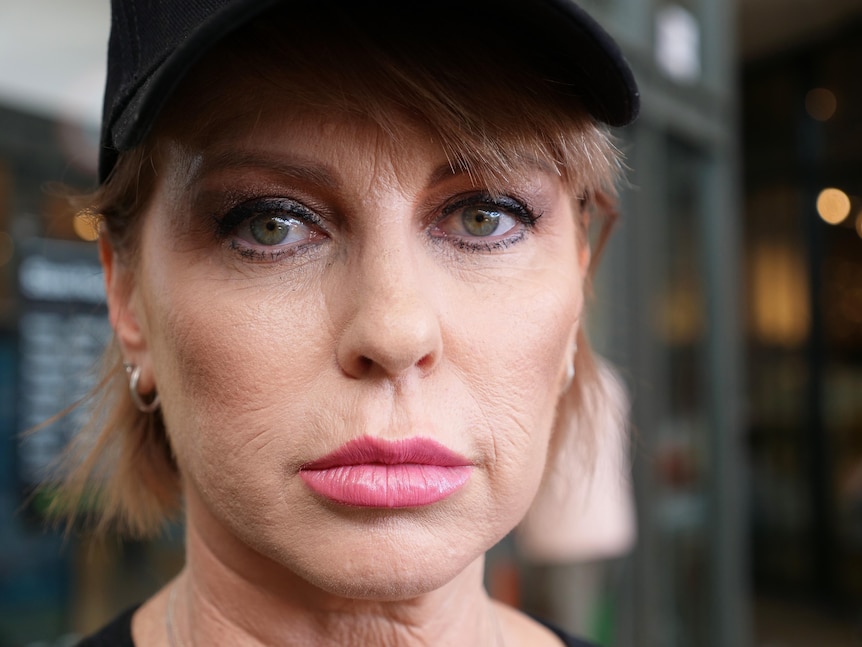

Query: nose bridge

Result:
[365,241,423,313]
[336,232,442,379]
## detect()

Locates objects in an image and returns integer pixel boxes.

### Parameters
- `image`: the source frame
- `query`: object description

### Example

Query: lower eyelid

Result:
[450,228,528,252]
[227,238,322,262]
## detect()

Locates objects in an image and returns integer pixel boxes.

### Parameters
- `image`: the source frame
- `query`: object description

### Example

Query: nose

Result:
[335,245,442,380]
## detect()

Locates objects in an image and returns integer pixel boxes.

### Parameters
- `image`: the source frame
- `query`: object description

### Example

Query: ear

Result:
[575,196,592,278]
[578,241,591,277]
[99,235,155,391]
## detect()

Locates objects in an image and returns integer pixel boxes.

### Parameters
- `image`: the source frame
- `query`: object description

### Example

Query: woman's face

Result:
[108,67,589,599]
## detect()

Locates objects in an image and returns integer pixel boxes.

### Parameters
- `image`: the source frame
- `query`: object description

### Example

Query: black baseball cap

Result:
[100,0,640,183]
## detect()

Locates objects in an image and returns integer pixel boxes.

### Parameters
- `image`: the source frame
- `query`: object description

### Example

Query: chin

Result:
[301,561,466,601]
[246,504,505,601]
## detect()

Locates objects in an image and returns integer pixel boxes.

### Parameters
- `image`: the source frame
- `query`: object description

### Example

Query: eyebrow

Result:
[186,149,341,191]
[188,149,476,198]
[184,147,555,196]
[427,161,467,187]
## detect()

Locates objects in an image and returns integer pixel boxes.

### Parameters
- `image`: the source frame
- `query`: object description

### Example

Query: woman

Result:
[59,0,638,644]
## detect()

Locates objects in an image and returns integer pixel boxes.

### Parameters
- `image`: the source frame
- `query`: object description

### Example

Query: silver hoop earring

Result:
[125,362,160,413]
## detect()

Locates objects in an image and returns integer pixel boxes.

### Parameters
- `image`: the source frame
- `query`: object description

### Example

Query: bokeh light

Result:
[805,88,838,122]
[73,209,100,241]
[817,188,851,225]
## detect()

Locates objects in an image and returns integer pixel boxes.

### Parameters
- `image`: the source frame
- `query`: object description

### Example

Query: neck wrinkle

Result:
[179,496,500,646]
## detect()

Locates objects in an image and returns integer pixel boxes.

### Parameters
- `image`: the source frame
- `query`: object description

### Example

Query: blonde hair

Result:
[48,5,628,537]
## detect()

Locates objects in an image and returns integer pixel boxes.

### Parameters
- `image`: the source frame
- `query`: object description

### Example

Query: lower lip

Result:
[300,464,472,508]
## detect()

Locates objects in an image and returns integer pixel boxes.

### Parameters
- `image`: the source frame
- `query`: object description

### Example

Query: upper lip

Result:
[300,435,472,470]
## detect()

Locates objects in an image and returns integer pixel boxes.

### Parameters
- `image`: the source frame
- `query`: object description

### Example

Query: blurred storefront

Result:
[1,1,862,647]
[522,0,862,646]
[577,1,749,646]
[742,1,862,638]
[0,4,182,644]
[0,104,167,644]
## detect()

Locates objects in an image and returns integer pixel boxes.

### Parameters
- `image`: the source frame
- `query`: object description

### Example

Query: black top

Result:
[75,604,597,647]
[75,605,136,647]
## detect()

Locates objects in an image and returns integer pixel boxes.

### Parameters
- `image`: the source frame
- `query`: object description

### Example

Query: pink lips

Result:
[299,436,473,508]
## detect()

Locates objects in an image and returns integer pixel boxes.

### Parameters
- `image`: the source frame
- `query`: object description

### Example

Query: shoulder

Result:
[531,616,599,647]
[74,604,139,647]
[493,601,598,647]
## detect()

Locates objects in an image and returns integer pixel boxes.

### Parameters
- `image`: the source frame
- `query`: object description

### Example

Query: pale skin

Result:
[99,66,591,646]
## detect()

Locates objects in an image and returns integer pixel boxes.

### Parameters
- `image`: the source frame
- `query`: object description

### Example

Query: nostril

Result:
[335,285,443,379]
[340,354,375,379]
[416,353,435,372]
[357,356,373,374]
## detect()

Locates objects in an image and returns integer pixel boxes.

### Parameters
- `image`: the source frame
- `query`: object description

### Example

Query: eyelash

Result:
[214,198,320,237]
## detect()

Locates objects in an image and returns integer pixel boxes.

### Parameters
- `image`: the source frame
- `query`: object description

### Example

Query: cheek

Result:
[444,266,582,505]
[142,276,334,484]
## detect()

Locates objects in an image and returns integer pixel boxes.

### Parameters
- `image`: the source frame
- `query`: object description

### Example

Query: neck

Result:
[171,499,504,647]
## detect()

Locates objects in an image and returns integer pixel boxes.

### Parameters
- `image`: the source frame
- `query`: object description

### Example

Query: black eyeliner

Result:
[213,197,321,239]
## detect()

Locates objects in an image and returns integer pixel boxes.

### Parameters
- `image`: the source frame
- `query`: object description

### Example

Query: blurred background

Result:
[1,0,862,645]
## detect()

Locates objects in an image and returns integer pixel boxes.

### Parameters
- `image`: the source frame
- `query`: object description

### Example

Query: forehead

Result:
[163,108,457,201]
[155,54,555,196]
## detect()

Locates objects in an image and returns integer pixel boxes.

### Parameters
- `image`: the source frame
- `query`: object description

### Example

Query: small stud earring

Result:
[563,360,575,391]
[563,341,578,391]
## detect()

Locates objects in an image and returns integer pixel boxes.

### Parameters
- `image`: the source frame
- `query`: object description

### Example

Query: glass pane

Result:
[654,0,703,84]
[653,135,711,647]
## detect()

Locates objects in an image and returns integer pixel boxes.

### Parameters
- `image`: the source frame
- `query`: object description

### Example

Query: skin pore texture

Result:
[100,64,590,647]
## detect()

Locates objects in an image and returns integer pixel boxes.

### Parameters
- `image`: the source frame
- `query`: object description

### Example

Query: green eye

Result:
[462,207,501,236]
[432,194,535,249]
[249,215,292,246]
